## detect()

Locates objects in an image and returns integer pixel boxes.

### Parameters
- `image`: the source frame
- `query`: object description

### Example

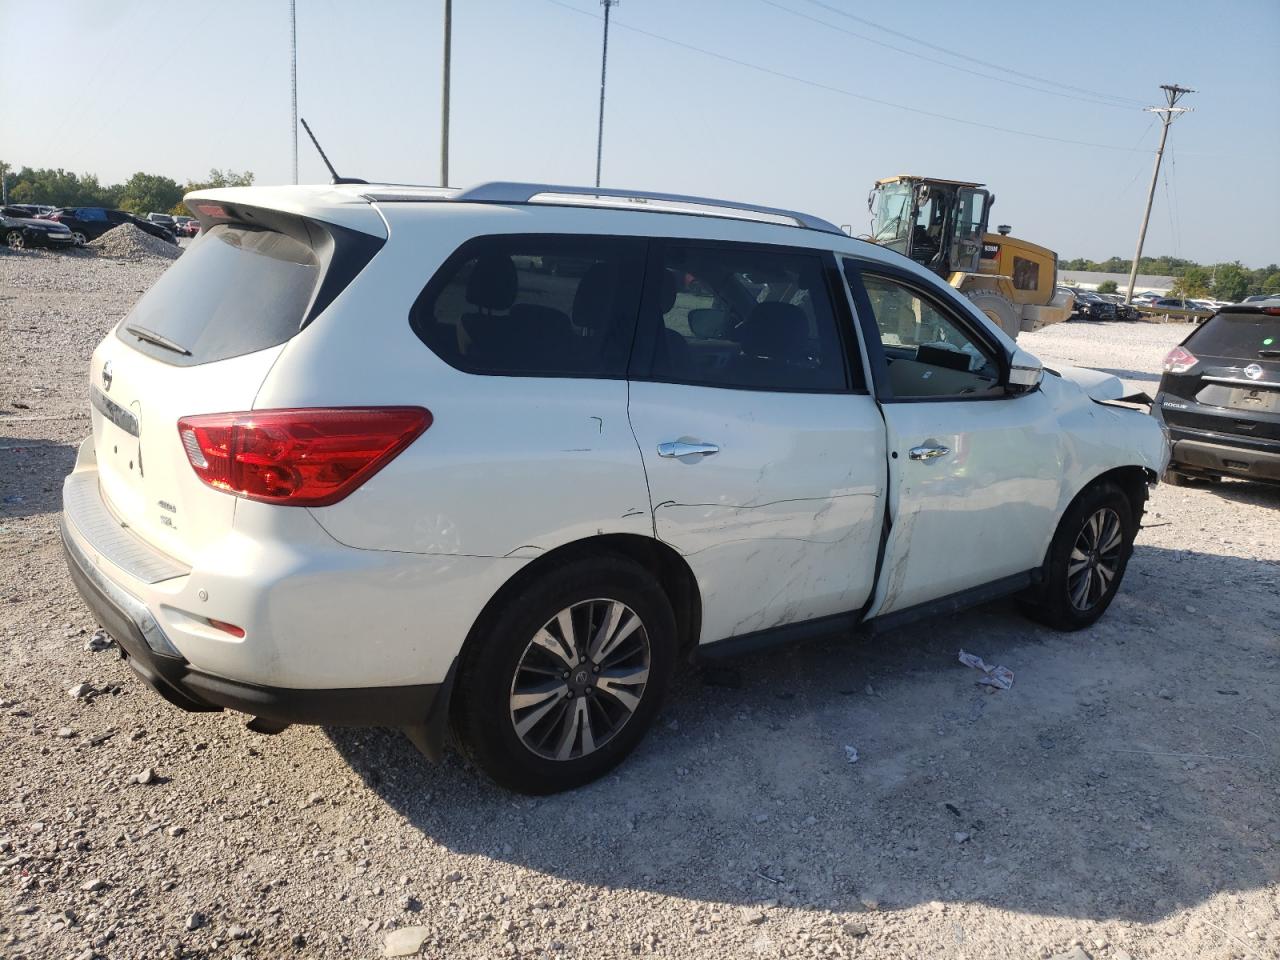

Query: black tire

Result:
[452,555,677,794]
[1021,481,1137,631]
[5,230,25,250]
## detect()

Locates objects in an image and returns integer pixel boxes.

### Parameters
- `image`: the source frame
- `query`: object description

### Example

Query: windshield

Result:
[871,182,913,253]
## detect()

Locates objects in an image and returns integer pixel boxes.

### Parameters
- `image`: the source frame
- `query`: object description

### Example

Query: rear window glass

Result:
[1189,312,1280,358]
[410,234,645,377]
[117,224,320,366]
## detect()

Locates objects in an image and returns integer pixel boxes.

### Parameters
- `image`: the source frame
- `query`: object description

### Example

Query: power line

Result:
[797,0,1146,108]
[540,0,1161,155]
[760,0,1137,111]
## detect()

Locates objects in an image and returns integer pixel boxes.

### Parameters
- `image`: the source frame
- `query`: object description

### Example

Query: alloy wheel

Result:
[509,598,651,761]
[1067,507,1123,611]
[5,232,24,250]
[72,232,87,246]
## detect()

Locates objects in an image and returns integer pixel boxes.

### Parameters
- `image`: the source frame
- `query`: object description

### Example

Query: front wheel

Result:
[1021,482,1137,630]
[5,230,25,250]
[72,231,88,246]
[452,556,677,794]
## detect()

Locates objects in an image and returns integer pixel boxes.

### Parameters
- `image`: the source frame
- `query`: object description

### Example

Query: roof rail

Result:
[447,181,845,235]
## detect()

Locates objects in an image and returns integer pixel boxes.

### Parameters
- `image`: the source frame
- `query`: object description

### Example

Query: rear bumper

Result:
[61,516,444,728]
[1170,438,1280,481]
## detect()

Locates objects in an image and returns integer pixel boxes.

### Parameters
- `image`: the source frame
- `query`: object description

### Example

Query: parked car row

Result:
[2,205,77,249]
[1062,288,1258,323]
[0,206,187,248]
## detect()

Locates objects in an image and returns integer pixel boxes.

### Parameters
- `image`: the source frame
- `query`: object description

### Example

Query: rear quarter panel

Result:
[251,205,655,558]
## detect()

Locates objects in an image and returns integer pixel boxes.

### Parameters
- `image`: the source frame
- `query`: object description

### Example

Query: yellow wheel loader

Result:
[867,175,1073,339]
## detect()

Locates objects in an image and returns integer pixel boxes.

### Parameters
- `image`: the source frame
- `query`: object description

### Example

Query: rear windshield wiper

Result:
[124,324,191,356]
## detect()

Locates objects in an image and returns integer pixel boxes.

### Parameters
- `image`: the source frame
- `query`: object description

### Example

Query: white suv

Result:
[62,181,1168,793]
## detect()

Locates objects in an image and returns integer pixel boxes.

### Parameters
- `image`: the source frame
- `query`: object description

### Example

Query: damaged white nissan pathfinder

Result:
[61,181,1168,793]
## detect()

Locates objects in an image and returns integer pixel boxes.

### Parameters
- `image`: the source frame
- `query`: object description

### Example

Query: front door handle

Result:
[658,440,720,459]
[908,443,951,461]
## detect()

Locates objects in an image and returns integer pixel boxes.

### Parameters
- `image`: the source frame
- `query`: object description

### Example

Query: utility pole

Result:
[595,0,618,189]
[1125,84,1194,303]
[290,0,298,184]
[441,0,452,186]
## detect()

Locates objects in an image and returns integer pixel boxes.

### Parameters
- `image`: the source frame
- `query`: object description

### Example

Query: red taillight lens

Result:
[206,618,245,638]
[1162,346,1197,374]
[176,407,431,506]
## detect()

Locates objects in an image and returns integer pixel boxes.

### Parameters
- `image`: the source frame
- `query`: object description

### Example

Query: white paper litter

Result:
[844,744,860,764]
[958,649,1014,690]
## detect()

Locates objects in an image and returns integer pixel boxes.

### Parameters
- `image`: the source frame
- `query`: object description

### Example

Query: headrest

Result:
[465,253,518,310]
[740,301,809,360]
[572,262,615,331]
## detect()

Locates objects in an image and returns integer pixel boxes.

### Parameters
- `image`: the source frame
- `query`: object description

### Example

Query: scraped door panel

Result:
[628,383,886,643]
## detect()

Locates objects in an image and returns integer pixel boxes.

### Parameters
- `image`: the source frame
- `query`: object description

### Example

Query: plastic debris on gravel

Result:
[86,222,181,261]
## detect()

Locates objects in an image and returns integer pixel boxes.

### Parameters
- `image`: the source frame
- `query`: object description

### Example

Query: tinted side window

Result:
[860,273,1002,399]
[411,235,645,377]
[647,243,846,392]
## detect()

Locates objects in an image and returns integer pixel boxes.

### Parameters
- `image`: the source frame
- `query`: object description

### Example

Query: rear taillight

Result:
[1162,346,1198,374]
[176,407,431,506]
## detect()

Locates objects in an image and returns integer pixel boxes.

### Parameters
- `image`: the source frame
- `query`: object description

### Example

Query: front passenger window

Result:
[861,274,1002,399]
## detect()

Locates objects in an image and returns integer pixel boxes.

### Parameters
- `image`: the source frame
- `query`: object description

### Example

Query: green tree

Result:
[1262,272,1280,295]
[1171,265,1212,298]
[1095,280,1118,294]
[1211,262,1250,302]
[169,169,255,214]
[117,172,184,216]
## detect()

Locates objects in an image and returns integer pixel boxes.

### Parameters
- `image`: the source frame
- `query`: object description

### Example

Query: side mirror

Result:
[1006,347,1043,394]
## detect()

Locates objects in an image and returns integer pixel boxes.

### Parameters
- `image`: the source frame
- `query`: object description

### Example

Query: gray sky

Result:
[3,0,1277,267]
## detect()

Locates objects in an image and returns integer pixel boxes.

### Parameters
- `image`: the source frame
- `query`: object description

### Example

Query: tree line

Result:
[0,163,254,217]
[1061,255,1280,301]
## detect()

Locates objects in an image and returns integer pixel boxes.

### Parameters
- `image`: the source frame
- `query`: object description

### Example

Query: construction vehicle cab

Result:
[869,175,1073,339]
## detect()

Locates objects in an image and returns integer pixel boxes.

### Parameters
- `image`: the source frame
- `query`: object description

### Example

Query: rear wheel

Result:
[1021,482,1137,630]
[453,555,676,794]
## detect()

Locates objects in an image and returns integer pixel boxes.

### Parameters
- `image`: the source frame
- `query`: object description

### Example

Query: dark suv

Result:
[1153,302,1280,484]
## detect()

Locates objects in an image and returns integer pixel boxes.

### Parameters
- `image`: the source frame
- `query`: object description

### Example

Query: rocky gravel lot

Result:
[1,247,1277,960]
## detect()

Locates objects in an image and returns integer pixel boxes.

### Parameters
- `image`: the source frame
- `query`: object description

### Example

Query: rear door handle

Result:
[908,443,950,461]
[658,440,720,459]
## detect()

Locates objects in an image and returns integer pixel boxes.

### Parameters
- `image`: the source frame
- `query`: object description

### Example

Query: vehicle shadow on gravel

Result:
[327,544,1279,924]
[0,437,76,519]
[1188,478,1280,508]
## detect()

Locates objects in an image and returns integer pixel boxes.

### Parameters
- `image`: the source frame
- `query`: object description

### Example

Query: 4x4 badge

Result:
[1244,363,1263,381]
[101,360,113,392]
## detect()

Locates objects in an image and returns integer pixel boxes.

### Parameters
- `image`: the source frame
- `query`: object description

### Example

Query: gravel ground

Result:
[1,249,1277,960]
